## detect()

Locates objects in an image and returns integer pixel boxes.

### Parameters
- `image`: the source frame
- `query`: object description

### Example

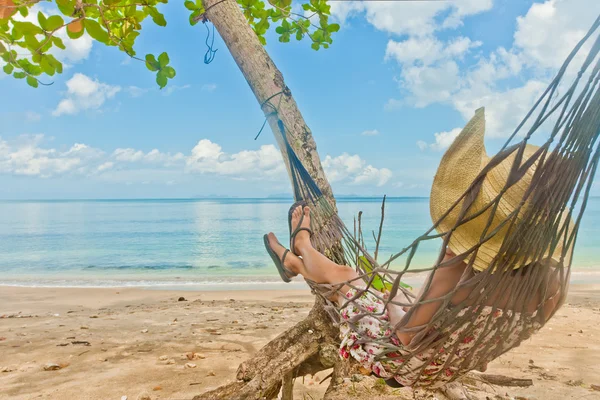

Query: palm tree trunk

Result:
[191,1,352,399]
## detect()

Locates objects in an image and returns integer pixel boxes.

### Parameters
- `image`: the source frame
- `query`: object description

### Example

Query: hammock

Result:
[266,16,600,388]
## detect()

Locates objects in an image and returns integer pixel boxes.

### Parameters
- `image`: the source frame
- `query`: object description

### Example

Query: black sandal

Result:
[288,201,313,254]
[263,234,297,283]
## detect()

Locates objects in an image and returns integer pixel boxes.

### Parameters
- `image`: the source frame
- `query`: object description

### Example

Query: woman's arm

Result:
[395,255,467,346]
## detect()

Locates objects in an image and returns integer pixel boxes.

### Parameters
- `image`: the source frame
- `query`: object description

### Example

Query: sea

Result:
[0,197,598,290]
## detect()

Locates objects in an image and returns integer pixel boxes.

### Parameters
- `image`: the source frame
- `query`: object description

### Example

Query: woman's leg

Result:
[266,229,355,303]
[291,206,358,287]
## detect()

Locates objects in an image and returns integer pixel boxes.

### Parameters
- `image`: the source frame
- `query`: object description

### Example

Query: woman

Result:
[264,108,565,388]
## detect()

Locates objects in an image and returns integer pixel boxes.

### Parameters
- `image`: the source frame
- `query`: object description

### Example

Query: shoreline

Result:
[1,267,600,290]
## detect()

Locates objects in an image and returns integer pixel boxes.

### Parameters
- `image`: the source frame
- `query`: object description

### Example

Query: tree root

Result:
[193,299,341,400]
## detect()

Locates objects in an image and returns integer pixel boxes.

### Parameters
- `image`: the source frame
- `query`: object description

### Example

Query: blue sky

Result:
[1,0,599,199]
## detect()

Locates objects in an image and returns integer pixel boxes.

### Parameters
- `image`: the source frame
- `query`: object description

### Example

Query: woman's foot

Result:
[266,232,306,277]
[291,205,312,254]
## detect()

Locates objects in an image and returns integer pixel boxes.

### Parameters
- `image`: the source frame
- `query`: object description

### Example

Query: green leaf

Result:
[158,52,169,68]
[85,19,109,43]
[56,0,75,16]
[24,34,40,50]
[40,56,55,76]
[46,54,63,74]
[358,256,412,292]
[189,10,202,26]
[37,11,47,30]
[13,71,26,79]
[145,54,160,71]
[3,64,14,74]
[184,1,197,10]
[13,21,43,36]
[163,66,175,78]
[148,8,167,27]
[156,71,167,88]
[52,36,66,50]
[311,42,319,51]
[26,75,39,88]
[326,23,340,33]
[125,5,136,17]
[18,6,29,18]
[254,18,269,35]
[46,15,64,32]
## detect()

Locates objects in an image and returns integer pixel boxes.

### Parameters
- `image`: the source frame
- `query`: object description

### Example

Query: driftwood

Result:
[477,374,534,387]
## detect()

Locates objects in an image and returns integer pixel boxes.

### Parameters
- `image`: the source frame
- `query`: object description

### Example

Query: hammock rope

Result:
[265,16,600,388]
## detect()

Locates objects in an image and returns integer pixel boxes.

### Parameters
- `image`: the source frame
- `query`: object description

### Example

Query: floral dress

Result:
[338,288,542,389]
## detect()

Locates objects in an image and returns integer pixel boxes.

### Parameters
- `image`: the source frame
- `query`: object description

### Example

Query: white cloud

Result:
[331,0,493,37]
[353,165,393,187]
[417,127,462,151]
[201,83,218,92]
[401,61,462,108]
[385,36,481,66]
[382,0,600,138]
[186,139,285,179]
[112,148,184,166]
[54,30,93,64]
[53,74,121,116]
[322,153,392,187]
[0,135,103,178]
[163,84,191,96]
[0,135,393,189]
[452,80,548,138]
[361,129,379,136]
[113,148,144,162]
[97,162,114,172]
[384,35,481,108]
[25,111,42,122]
[126,86,149,98]
[514,0,596,70]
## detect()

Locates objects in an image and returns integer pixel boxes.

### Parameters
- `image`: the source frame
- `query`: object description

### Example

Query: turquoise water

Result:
[0,197,598,288]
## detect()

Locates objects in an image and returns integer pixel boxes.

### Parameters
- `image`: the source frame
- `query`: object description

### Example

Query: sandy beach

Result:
[1,284,599,400]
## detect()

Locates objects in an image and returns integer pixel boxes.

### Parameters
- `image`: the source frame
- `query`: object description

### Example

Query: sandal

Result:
[263,234,297,283]
[288,201,313,254]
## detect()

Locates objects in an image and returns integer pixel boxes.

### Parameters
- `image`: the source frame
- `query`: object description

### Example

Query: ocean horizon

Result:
[1,197,598,289]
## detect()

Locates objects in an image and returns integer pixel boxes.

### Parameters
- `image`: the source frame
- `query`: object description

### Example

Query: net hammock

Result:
[265,16,600,388]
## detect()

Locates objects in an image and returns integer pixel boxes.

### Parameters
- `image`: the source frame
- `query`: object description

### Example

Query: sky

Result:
[1,0,600,199]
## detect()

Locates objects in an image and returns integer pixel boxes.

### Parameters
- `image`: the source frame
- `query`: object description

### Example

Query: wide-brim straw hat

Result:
[430,108,570,272]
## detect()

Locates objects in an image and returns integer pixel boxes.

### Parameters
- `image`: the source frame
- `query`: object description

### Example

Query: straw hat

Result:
[430,108,568,272]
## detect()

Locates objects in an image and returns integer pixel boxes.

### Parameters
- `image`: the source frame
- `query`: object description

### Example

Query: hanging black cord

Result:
[200,0,228,64]
[203,22,218,64]
[254,90,286,140]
